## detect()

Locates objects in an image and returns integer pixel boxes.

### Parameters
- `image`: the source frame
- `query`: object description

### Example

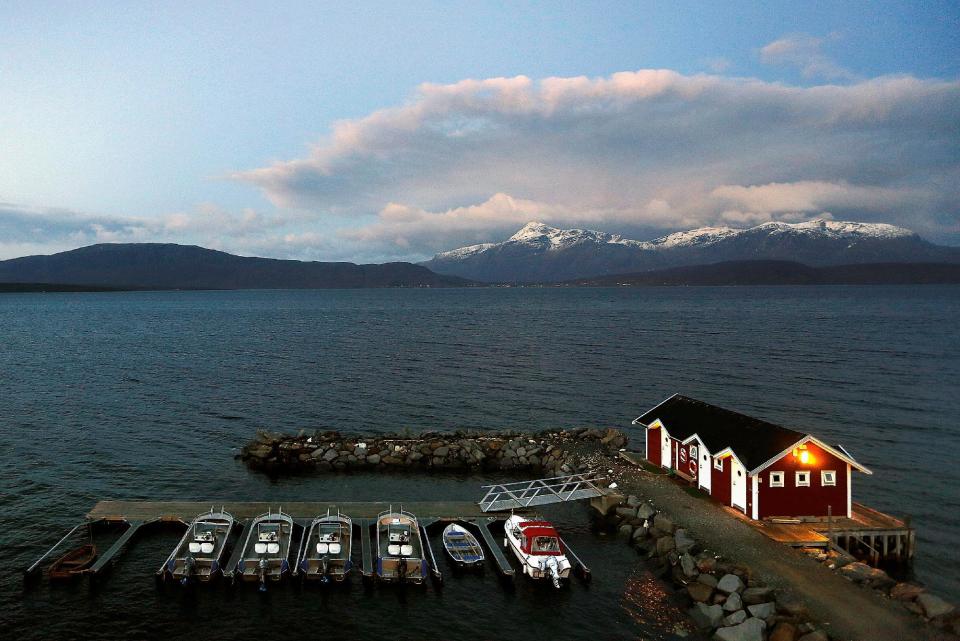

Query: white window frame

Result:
[796,471,810,487]
[713,458,723,471]
[821,470,836,486]
[769,471,784,487]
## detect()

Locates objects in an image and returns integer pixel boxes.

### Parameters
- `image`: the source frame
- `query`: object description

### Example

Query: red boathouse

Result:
[633,395,871,520]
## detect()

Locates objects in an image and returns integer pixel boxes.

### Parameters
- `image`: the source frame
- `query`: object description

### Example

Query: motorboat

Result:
[160,507,235,584]
[503,515,571,588]
[375,507,427,584]
[233,508,294,590]
[441,523,484,568]
[296,509,352,583]
[49,544,97,579]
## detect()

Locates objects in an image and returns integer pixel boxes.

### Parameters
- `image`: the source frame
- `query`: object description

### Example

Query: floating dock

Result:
[25,500,542,584]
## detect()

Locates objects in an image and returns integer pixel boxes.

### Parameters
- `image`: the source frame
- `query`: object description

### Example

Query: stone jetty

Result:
[240,427,629,475]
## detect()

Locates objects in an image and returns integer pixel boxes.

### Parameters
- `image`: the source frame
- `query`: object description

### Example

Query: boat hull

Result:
[49,544,97,580]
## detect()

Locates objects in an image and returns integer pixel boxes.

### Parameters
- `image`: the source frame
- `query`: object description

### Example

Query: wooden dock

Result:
[87,500,504,522]
[26,499,542,584]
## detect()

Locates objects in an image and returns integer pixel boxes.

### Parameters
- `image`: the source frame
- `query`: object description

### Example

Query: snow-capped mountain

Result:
[421,219,959,283]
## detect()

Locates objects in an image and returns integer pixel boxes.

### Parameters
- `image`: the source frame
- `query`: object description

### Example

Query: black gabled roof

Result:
[636,395,807,471]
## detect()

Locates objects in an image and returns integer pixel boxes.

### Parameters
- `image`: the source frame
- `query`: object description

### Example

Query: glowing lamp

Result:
[800,450,810,464]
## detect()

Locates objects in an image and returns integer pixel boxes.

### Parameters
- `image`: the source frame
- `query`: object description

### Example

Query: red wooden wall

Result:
[756,442,848,518]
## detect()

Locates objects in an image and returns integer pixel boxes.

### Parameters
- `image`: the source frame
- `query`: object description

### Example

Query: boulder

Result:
[433,446,450,457]
[723,591,743,612]
[723,610,747,626]
[365,454,381,465]
[769,622,797,641]
[713,617,765,641]
[747,602,776,619]
[689,602,725,629]
[717,574,745,594]
[681,553,698,577]
[675,528,697,554]
[626,495,642,508]
[631,526,648,542]
[890,582,926,601]
[615,506,638,519]
[796,632,829,641]
[697,556,718,573]
[698,573,719,588]
[618,524,634,539]
[774,594,806,617]
[656,536,675,555]
[687,582,715,603]
[653,513,675,533]
[322,448,338,462]
[636,502,657,520]
[246,444,273,459]
[839,561,887,583]
[741,586,774,605]
[916,593,955,618]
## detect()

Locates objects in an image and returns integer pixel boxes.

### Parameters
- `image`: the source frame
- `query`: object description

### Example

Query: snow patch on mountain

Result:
[433,218,917,262]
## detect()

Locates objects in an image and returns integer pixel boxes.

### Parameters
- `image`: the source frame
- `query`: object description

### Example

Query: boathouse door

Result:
[730,458,747,513]
[661,431,671,470]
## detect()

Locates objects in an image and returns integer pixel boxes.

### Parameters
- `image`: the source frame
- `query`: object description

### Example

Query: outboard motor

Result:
[320,556,330,585]
[258,558,268,592]
[180,556,196,586]
[543,557,561,589]
[397,556,408,583]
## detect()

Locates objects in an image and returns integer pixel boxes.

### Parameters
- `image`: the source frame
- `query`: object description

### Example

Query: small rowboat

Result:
[441,524,484,568]
[49,544,97,579]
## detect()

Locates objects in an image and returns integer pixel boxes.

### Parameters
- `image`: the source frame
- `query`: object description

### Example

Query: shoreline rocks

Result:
[239,427,628,476]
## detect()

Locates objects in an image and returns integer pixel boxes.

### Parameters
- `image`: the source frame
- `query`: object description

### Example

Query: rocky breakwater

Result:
[798,547,959,635]
[603,495,833,641]
[240,427,628,475]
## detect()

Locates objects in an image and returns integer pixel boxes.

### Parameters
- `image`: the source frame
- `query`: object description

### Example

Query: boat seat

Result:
[387,544,401,556]
[200,542,214,554]
[254,543,268,554]
[316,543,328,554]
[400,544,413,556]
[267,543,280,554]
[189,542,202,553]
[328,543,341,554]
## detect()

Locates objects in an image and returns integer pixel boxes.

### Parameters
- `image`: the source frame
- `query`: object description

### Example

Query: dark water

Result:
[1,286,958,639]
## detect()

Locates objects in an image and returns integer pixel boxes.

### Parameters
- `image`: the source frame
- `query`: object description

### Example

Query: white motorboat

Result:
[503,515,571,588]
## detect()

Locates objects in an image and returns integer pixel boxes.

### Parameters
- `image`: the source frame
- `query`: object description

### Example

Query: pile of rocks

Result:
[240,427,628,475]
[604,495,830,641]
[800,547,959,634]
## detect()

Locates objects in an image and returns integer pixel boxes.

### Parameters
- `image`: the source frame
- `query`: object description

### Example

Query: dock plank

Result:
[87,500,506,521]
[474,518,515,577]
[89,520,144,574]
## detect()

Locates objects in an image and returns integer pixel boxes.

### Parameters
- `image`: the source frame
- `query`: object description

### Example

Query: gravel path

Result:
[602,454,955,641]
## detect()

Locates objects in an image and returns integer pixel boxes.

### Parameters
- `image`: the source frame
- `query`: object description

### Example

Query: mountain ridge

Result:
[422,219,960,282]
[0,243,472,290]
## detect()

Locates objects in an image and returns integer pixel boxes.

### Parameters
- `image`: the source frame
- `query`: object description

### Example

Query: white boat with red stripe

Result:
[503,515,571,588]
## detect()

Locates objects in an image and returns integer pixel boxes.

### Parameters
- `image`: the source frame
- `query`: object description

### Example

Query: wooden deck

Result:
[87,500,507,522]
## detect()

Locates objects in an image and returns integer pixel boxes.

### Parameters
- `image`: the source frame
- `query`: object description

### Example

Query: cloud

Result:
[0,202,360,261]
[230,69,959,255]
[759,34,855,80]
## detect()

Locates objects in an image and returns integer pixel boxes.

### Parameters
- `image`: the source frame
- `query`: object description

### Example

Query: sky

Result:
[1,1,958,262]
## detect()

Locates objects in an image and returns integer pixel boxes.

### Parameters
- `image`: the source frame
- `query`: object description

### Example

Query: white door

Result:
[698,445,712,493]
[731,457,747,512]
[661,430,671,469]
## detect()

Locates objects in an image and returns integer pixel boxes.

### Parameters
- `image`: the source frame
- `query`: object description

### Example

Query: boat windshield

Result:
[532,536,560,554]
[258,524,280,542]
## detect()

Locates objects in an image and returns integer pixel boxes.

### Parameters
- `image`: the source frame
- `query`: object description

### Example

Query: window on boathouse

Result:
[821,470,836,486]
[769,471,784,487]
[796,471,810,487]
